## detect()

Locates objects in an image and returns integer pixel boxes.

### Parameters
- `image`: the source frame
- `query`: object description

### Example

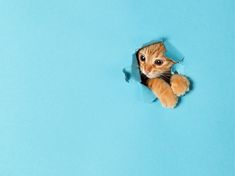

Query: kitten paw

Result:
[160,90,178,108]
[171,74,190,96]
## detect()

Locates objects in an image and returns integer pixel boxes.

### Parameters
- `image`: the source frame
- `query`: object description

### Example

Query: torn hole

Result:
[123,39,188,104]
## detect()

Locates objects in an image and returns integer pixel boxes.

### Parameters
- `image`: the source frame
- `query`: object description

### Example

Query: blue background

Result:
[0,0,235,175]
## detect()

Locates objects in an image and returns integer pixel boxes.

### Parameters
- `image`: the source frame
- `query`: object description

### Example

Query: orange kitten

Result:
[137,42,190,108]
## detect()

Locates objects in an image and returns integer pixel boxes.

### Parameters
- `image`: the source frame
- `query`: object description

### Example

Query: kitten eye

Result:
[154,59,163,65]
[139,55,146,62]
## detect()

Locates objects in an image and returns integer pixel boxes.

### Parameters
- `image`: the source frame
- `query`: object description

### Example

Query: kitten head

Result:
[137,42,175,79]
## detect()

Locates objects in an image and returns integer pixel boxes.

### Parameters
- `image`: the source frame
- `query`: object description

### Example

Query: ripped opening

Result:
[123,38,186,102]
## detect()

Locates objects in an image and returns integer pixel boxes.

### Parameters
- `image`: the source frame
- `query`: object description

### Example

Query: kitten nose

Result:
[145,66,152,74]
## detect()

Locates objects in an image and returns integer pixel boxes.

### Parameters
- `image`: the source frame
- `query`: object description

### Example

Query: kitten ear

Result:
[158,42,166,52]
[171,60,177,64]
[166,58,176,64]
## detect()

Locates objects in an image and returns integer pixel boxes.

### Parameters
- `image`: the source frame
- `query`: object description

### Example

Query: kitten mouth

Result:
[141,70,159,79]
[145,73,159,79]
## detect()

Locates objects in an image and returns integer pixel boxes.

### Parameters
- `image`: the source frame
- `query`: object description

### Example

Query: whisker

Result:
[159,74,170,80]
[159,72,172,79]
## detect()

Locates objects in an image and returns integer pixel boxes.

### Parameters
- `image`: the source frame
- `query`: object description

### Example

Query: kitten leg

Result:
[170,74,190,96]
[148,78,178,108]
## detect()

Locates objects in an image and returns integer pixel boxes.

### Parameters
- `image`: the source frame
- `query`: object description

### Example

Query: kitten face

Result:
[137,42,175,79]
